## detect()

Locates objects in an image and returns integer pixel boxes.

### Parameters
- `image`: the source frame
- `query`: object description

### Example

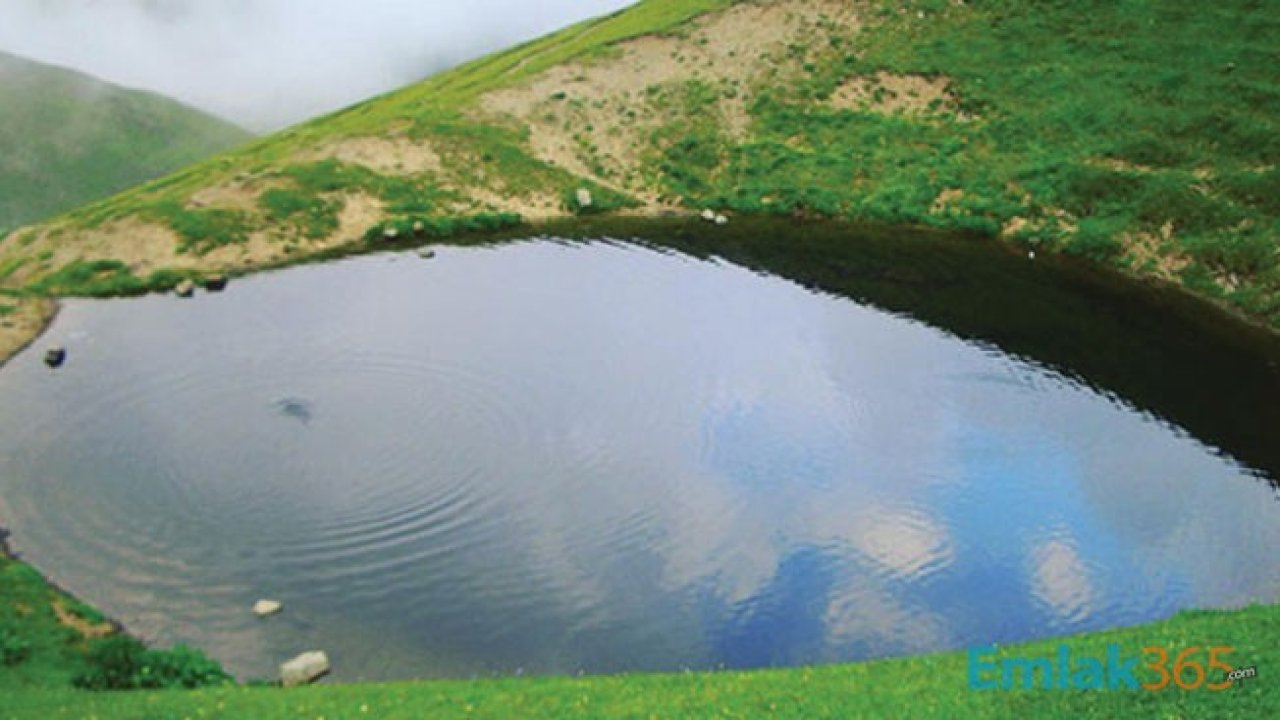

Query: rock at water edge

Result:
[281,651,330,687]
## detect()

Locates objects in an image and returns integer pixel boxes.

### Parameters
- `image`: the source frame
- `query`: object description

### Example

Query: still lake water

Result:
[0,235,1277,682]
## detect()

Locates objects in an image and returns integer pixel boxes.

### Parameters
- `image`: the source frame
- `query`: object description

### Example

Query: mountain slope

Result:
[1,0,1277,331]
[0,50,251,233]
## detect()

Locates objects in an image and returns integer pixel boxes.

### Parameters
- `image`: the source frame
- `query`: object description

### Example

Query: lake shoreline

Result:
[0,297,60,563]
[0,219,1277,714]
[0,296,59,370]
[1,213,1278,679]
[2,212,1279,371]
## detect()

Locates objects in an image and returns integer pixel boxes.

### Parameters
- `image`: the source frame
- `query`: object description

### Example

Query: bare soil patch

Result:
[479,0,863,194]
[0,296,57,367]
[828,71,959,116]
[296,136,443,176]
[52,600,115,640]
[1122,224,1190,283]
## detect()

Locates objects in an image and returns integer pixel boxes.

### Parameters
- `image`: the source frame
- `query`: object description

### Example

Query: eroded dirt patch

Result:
[827,71,960,116]
[332,192,386,242]
[52,599,115,640]
[296,136,443,176]
[0,296,57,367]
[463,186,566,222]
[1122,223,1190,283]
[0,219,192,286]
[479,0,863,193]
[187,177,286,212]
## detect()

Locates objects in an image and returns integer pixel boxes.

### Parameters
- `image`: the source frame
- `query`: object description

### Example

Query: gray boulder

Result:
[280,651,330,687]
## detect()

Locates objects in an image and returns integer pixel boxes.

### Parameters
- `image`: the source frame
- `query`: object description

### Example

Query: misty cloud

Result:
[0,0,635,132]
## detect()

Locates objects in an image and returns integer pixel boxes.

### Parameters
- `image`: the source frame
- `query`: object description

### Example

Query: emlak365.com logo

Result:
[968,644,1257,691]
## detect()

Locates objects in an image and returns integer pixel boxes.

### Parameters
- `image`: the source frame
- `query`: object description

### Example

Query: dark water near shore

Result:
[1,228,1277,682]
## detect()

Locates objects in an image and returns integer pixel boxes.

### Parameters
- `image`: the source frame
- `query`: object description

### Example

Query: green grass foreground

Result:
[8,608,1279,719]
[3,551,1276,719]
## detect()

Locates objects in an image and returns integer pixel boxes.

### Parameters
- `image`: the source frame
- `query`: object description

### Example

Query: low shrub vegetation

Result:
[72,636,231,691]
[26,259,197,297]
[365,211,524,243]
[0,625,31,667]
[259,187,342,239]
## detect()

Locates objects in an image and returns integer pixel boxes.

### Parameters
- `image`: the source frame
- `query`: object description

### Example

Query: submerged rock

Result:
[418,248,436,259]
[174,279,196,298]
[274,397,313,425]
[281,651,330,687]
[44,347,66,368]
[253,599,283,617]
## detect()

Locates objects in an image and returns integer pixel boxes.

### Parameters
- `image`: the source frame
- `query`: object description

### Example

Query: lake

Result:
[1,222,1277,682]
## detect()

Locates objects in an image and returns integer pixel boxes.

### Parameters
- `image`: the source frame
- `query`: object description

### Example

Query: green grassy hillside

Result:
[0,50,251,234]
[0,0,1276,335]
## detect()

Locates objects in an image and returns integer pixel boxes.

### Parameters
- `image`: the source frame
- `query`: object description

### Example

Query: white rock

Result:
[700,208,717,222]
[253,599,282,617]
[412,221,425,234]
[575,188,593,208]
[1028,250,1036,260]
[383,226,399,241]
[714,214,729,226]
[280,651,330,687]
[174,279,195,298]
